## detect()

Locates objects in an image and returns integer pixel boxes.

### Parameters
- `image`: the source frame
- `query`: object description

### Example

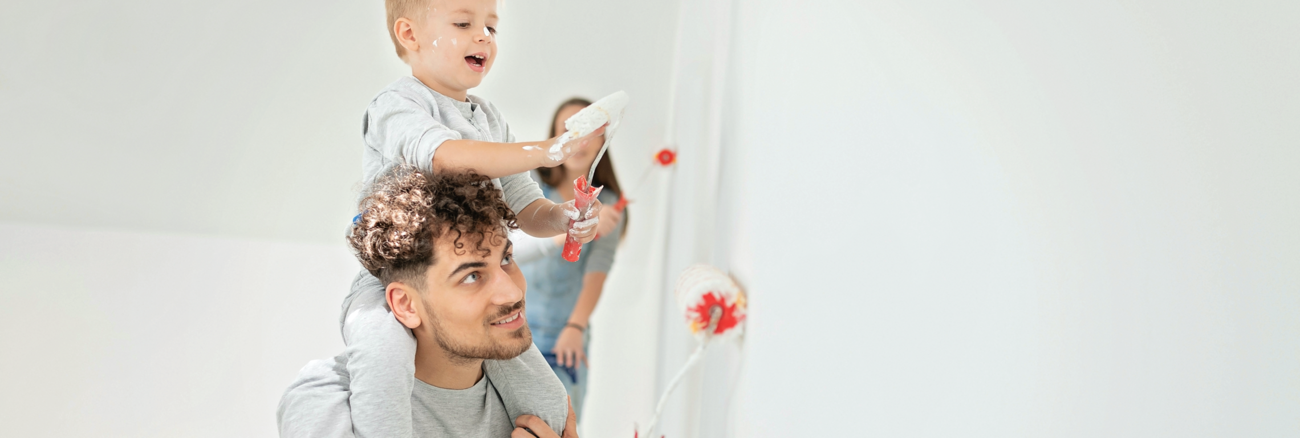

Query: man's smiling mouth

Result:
[490,310,521,326]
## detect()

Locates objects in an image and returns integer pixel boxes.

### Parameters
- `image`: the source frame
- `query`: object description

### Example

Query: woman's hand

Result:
[595,206,622,239]
[537,124,607,168]
[551,325,587,368]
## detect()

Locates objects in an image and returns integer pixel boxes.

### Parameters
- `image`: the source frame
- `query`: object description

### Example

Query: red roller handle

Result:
[593,196,630,241]
[611,196,629,213]
[562,176,600,262]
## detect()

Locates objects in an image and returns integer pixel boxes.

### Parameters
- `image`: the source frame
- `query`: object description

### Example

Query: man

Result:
[278,168,575,438]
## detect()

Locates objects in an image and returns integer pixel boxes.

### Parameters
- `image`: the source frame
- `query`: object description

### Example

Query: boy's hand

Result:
[512,397,578,438]
[538,124,608,167]
[559,198,603,245]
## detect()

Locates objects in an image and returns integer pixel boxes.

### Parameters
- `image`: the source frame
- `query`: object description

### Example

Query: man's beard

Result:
[423,299,532,362]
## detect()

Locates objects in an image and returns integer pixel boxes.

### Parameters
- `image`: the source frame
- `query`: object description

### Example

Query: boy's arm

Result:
[498,170,601,242]
[365,92,601,178]
[516,197,603,243]
[507,228,563,264]
[432,125,605,178]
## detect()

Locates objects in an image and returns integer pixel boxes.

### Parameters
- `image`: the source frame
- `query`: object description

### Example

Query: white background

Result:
[724,1,1299,436]
[2,0,1298,437]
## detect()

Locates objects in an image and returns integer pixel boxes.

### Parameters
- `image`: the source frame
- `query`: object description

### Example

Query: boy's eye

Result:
[456,22,471,29]
[463,272,480,284]
[486,26,497,35]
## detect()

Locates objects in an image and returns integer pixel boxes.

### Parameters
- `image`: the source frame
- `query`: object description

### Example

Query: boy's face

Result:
[412,230,531,361]
[413,0,499,93]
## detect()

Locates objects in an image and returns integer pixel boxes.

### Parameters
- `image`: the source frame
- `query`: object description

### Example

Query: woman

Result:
[520,98,627,421]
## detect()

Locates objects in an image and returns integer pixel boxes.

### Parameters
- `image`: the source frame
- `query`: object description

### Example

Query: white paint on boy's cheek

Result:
[484,27,490,36]
[452,38,458,46]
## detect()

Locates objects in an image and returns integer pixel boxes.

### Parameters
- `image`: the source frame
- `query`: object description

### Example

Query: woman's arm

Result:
[551,206,625,368]
[552,272,607,368]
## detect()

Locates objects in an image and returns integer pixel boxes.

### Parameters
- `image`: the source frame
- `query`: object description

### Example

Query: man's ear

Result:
[393,17,421,56]
[386,282,423,330]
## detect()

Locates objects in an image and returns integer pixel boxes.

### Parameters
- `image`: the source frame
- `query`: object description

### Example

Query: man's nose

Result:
[489,267,523,304]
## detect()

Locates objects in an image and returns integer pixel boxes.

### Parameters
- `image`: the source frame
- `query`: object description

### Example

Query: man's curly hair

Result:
[347,167,519,288]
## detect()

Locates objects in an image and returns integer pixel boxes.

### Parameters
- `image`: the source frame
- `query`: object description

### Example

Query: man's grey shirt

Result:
[361,76,543,212]
[277,344,566,438]
[411,374,512,438]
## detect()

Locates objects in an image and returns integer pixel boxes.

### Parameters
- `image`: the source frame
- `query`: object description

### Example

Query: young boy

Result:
[344,0,607,436]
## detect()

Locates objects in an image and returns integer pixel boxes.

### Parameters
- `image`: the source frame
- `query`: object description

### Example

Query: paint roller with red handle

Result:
[559,91,628,262]
[561,175,602,262]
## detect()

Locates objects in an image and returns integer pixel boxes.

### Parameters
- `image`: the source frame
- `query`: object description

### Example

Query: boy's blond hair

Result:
[386,0,432,61]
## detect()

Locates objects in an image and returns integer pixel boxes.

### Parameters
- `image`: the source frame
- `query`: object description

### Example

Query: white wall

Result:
[0,0,680,436]
[725,0,1299,436]
[0,223,356,437]
[0,0,406,243]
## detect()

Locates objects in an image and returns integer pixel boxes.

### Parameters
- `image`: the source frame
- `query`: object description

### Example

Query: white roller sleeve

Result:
[563,90,629,138]
[673,264,747,341]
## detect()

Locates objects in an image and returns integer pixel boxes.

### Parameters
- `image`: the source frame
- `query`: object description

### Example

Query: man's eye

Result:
[463,272,479,284]
[501,253,513,266]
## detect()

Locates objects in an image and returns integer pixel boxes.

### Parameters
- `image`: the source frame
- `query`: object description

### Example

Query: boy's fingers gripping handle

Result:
[562,176,600,262]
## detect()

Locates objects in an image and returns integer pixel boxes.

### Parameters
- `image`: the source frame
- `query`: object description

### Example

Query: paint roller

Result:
[561,90,629,262]
[639,264,747,438]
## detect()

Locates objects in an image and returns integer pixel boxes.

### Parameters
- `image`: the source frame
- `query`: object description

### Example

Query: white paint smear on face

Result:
[452,38,458,46]
[484,27,491,36]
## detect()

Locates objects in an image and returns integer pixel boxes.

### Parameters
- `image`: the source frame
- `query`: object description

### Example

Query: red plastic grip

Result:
[562,176,600,262]
[611,196,629,213]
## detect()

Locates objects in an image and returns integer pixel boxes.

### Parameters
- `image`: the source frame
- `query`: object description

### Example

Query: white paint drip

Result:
[573,218,598,230]
[561,203,581,221]
[522,145,541,152]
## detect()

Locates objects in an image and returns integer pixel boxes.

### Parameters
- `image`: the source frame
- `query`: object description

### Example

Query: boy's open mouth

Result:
[465,53,486,72]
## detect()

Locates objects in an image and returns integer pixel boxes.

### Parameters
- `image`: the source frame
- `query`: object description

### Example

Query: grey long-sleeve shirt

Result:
[361,76,543,212]
[277,345,565,438]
